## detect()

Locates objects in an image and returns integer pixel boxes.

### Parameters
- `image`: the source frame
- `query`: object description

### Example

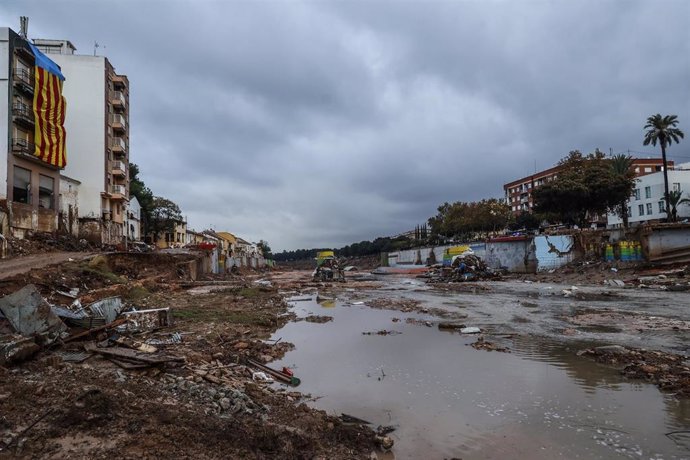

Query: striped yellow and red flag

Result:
[30,44,67,168]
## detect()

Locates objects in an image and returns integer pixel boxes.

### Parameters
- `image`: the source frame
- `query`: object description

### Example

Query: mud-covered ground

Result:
[2,253,689,458]
[0,254,379,459]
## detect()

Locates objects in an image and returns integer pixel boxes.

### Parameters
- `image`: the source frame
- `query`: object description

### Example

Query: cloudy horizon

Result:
[2,1,688,251]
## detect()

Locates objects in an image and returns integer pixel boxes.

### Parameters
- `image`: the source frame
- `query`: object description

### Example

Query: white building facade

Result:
[32,39,130,245]
[608,167,690,227]
[125,196,141,241]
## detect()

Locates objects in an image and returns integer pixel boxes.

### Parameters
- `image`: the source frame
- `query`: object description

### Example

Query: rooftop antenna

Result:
[93,41,105,56]
[19,16,29,39]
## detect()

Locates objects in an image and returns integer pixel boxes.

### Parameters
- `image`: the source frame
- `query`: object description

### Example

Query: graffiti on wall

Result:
[605,241,644,262]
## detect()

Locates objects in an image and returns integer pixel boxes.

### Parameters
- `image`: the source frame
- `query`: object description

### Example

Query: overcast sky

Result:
[2,1,689,250]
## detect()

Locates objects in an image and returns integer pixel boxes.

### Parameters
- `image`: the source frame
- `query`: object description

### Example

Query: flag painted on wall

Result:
[29,44,67,168]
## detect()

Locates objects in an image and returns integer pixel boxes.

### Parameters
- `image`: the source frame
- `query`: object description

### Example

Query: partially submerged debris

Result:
[362,330,401,336]
[470,336,510,353]
[304,315,333,323]
[578,345,690,395]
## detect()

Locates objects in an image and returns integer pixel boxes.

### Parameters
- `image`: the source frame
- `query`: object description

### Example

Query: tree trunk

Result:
[621,201,629,228]
[662,141,671,221]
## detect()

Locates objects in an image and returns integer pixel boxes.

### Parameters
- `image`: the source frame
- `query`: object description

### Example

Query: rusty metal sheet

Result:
[0,285,67,336]
[87,297,123,323]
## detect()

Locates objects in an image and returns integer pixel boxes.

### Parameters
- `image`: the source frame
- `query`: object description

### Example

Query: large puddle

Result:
[270,289,690,459]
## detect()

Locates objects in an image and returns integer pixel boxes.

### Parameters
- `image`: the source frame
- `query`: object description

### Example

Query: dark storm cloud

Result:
[2,1,688,249]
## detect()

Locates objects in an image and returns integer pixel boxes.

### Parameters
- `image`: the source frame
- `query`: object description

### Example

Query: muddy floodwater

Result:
[272,278,690,459]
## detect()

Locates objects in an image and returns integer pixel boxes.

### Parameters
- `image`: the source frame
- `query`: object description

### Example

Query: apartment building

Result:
[607,165,690,227]
[32,39,130,245]
[1,27,65,237]
[504,158,673,216]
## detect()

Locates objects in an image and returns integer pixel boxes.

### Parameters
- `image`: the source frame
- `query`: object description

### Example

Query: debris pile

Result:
[312,251,346,282]
[5,233,93,257]
[427,253,503,283]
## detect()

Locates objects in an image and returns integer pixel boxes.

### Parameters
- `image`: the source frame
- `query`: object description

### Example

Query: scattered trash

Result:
[246,358,301,386]
[460,327,481,334]
[119,307,173,332]
[145,332,183,346]
[438,322,466,330]
[252,371,275,383]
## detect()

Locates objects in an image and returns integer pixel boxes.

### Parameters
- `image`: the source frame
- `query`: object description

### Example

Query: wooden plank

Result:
[84,343,184,364]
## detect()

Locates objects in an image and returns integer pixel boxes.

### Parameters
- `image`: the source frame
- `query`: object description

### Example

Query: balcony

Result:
[12,69,34,95]
[112,74,127,89]
[110,91,126,109]
[111,137,127,154]
[111,160,127,177]
[11,138,35,156]
[111,184,127,199]
[12,102,34,127]
[110,113,126,132]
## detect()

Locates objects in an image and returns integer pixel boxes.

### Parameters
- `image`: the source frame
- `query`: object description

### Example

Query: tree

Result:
[610,154,636,228]
[532,150,636,227]
[427,198,512,240]
[129,163,154,235]
[149,196,183,241]
[257,240,272,258]
[666,190,690,222]
[643,114,684,219]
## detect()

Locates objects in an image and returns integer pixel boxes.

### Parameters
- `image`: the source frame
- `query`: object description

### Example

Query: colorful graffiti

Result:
[605,241,644,262]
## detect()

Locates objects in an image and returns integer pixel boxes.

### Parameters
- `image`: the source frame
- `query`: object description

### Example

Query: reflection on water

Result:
[273,295,690,459]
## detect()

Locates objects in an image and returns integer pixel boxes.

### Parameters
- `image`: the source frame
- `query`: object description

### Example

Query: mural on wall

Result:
[605,241,644,262]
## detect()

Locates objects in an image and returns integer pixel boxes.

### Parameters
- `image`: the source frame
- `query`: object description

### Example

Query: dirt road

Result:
[0,251,93,280]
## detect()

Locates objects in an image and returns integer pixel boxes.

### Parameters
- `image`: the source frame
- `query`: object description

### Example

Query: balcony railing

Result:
[111,137,127,152]
[11,137,35,155]
[12,69,34,93]
[12,102,35,125]
[110,113,126,131]
[111,160,126,176]
[111,91,126,108]
[111,185,126,196]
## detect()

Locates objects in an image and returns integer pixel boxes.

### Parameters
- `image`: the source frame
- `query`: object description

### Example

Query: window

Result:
[645,167,652,173]
[645,186,651,199]
[634,189,640,200]
[672,183,681,192]
[38,175,54,209]
[659,201,666,213]
[646,203,653,215]
[627,206,632,217]
[635,167,640,173]
[638,204,644,216]
[13,166,31,204]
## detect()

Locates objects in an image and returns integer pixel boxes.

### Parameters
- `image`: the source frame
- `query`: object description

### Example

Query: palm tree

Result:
[643,114,684,219]
[610,154,635,228]
[666,190,690,222]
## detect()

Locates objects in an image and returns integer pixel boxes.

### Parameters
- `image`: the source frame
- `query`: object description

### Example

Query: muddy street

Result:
[270,272,690,459]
